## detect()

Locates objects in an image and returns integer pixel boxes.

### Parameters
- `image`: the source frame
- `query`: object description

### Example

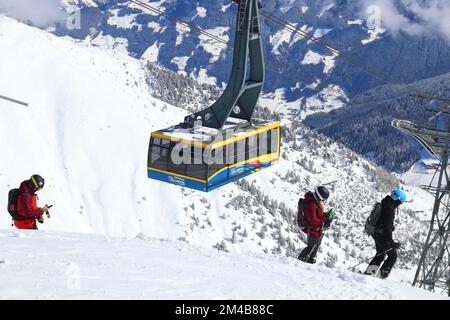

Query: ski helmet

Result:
[30,174,45,190]
[315,186,330,202]
[390,189,407,203]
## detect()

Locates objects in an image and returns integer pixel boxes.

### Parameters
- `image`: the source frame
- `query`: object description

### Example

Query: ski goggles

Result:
[31,176,44,190]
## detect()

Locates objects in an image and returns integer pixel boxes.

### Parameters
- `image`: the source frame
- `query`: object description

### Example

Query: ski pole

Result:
[351,248,393,271]
[303,218,333,262]
[306,240,320,263]
[304,232,324,263]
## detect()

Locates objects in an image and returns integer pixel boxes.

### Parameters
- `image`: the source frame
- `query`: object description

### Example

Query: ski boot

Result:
[379,268,391,279]
[364,265,380,277]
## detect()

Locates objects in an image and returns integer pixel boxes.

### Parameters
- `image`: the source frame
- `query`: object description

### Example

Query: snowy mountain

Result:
[305,72,450,172]
[400,158,441,188]
[7,0,444,176]
[0,230,444,299]
[0,15,438,294]
[22,0,450,117]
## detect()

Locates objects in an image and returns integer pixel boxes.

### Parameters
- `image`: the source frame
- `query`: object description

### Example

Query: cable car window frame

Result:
[225,143,235,166]
[267,129,272,154]
[153,137,161,146]
[166,142,188,176]
[247,134,258,161]
[258,130,268,156]
[149,137,170,171]
[208,147,227,177]
[186,145,207,180]
[236,139,245,164]
[271,128,279,154]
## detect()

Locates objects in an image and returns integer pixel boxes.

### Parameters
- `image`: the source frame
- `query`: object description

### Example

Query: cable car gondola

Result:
[148,118,280,192]
[147,0,280,191]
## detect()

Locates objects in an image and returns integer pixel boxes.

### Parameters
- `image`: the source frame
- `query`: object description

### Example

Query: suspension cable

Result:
[260,9,448,109]
[128,0,442,121]
[129,0,348,108]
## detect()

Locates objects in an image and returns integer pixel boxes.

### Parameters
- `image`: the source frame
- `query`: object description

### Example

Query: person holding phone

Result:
[13,175,51,230]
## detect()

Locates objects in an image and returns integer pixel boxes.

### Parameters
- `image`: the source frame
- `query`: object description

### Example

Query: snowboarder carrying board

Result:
[363,189,406,279]
[9,175,51,230]
[297,186,335,264]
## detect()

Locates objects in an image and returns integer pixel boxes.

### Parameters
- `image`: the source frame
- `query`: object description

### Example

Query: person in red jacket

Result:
[14,174,50,230]
[298,186,333,264]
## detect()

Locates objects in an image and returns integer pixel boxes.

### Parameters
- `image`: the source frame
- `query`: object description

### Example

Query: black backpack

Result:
[297,198,308,228]
[7,188,25,221]
[364,202,382,235]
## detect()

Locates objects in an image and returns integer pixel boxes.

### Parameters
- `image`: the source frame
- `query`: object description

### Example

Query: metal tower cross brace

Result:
[183,0,265,129]
[412,151,450,296]
[393,109,450,296]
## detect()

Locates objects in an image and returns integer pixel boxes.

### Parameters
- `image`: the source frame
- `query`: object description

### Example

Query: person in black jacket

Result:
[364,189,407,279]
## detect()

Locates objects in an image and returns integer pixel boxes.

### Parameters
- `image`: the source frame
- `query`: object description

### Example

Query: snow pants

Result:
[298,234,323,264]
[367,234,397,278]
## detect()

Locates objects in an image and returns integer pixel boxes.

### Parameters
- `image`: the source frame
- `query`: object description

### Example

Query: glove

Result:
[328,208,336,220]
[393,242,401,250]
[323,218,332,230]
[37,215,44,224]
[322,208,335,231]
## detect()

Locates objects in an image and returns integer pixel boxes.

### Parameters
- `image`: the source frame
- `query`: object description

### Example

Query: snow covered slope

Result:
[0,15,187,237]
[0,230,444,299]
[401,158,440,188]
[0,16,436,287]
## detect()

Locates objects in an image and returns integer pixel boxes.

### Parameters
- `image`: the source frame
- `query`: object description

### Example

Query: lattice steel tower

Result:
[393,96,450,296]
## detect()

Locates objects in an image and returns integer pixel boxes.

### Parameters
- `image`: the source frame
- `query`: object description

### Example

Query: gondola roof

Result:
[151,118,279,149]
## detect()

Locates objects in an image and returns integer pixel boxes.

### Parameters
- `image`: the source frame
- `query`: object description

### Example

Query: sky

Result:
[360,0,450,41]
[1,0,449,42]
[0,0,67,27]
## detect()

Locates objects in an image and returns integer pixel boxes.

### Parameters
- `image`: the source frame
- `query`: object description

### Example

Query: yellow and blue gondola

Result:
[148,118,280,192]
[147,0,277,191]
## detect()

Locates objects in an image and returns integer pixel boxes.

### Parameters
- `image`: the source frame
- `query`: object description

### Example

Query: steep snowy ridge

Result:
[0,16,437,293]
[0,230,444,299]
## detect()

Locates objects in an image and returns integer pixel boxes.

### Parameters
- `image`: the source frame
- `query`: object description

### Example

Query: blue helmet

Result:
[390,189,407,203]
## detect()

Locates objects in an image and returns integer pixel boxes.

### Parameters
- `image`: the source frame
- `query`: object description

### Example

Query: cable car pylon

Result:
[393,97,450,296]
[183,0,264,129]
